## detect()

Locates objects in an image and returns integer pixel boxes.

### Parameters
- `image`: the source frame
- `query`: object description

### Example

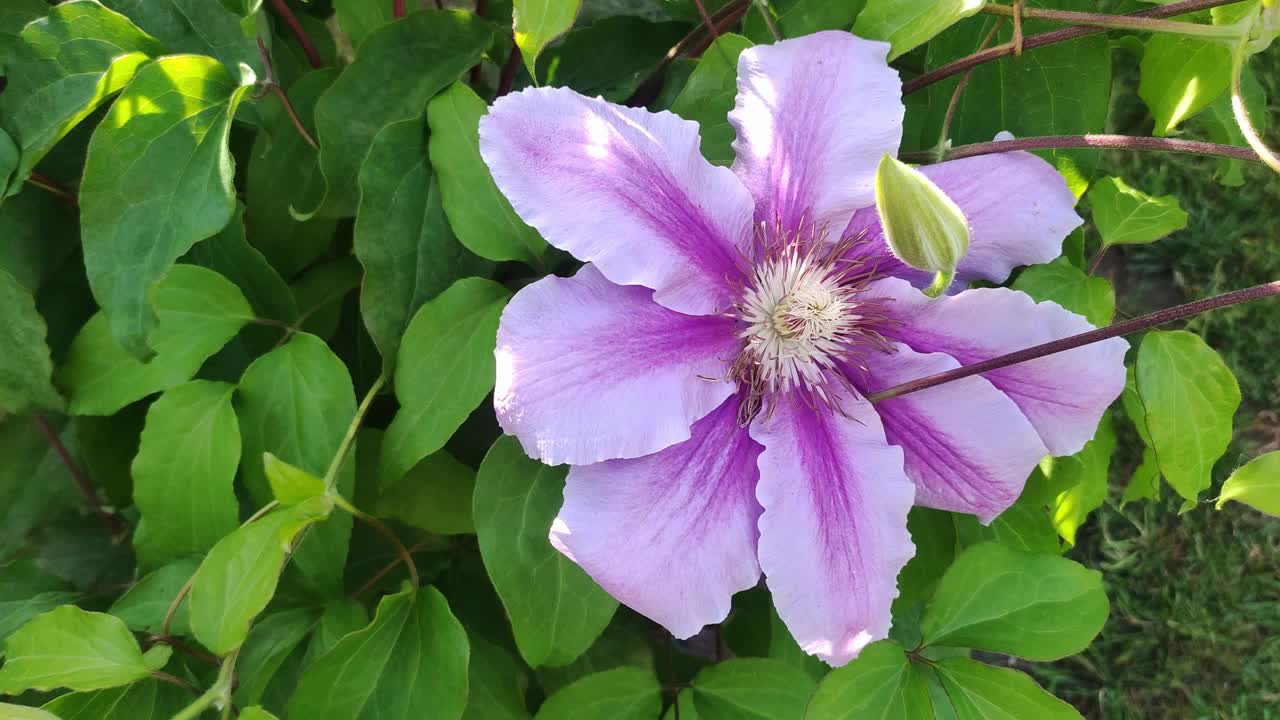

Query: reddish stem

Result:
[867,281,1280,403]
[903,0,1243,96]
[393,0,407,18]
[27,171,77,206]
[268,0,323,69]
[33,416,125,539]
[496,43,522,98]
[902,134,1263,165]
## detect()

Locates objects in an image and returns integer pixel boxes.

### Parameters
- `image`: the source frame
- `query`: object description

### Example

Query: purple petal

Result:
[853,344,1049,523]
[868,278,1127,456]
[844,153,1082,287]
[729,31,903,233]
[551,398,763,639]
[495,264,738,466]
[480,86,754,316]
[751,387,915,666]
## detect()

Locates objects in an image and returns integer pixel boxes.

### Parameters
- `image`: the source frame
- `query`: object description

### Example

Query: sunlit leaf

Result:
[513,0,583,80]
[689,658,816,719]
[1138,33,1231,137]
[534,667,661,720]
[1088,176,1189,249]
[935,656,1082,719]
[855,0,986,60]
[0,606,150,693]
[1216,451,1280,516]
[1012,257,1115,327]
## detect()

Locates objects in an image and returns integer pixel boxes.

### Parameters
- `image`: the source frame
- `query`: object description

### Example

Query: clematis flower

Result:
[479,30,1127,666]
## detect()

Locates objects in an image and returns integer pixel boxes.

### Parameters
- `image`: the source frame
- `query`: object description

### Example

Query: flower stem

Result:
[267,0,323,69]
[333,496,420,590]
[903,0,1244,96]
[1231,42,1280,175]
[867,281,1280,403]
[754,0,783,41]
[322,375,385,491]
[393,0,407,18]
[982,3,1245,40]
[33,416,125,540]
[171,650,239,720]
[899,134,1263,165]
[350,538,433,598]
[496,43,522,97]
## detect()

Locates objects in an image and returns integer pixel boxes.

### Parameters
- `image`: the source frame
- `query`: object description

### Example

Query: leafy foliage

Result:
[0,0,1271,717]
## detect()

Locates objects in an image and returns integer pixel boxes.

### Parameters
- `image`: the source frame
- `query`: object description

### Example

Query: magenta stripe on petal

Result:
[751,386,915,666]
[480,86,754,316]
[552,397,762,639]
[495,265,738,466]
[851,345,1048,523]
[730,31,903,234]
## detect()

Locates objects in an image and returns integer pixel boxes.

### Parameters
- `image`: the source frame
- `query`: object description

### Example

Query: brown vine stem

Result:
[393,0,407,19]
[334,496,420,590]
[350,538,431,598]
[496,43,522,98]
[267,0,323,69]
[982,2,1244,40]
[33,416,125,539]
[267,84,319,149]
[937,17,1005,157]
[867,281,1280,403]
[692,0,720,41]
[903,0,1245,96]
[624,0,752,107]
[26,171,77,206]
[900,134,1263,165]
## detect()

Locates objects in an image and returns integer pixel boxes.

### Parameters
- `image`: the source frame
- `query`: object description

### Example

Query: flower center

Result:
[730,230,889,423]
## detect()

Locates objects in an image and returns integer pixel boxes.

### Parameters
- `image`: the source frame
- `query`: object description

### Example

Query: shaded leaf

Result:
[537,16,688,103]
[474,436,616,668]
[805,641,932,719]
[1039,414,1116,546]
[80,55,255,357]
[101,0,263,74]
[0,188,77,292]
[427,82,547,265]
[332,0,394,51]
[183,205,298,322]
[1088,176,1188,249]
[935,657,1082,720]
[357,111,491,372]
[188,498,332,655]
[0,606,150,693]
[108,557,199,637]
[60,265,253,416]
[1216,451,1280,516]
[0,269,63,414]
[372,450,477,535]
[287,587,470,720]
[379,278,509,487]
[41,678,190,719]
[464,630,532,720]
[0,418,80,559]
[132,381,241,567]
[234,607,321,707]
[671,34,753,167]
[690,658,816,720]
[310,10,491,216]
[920,542,1108,660]
[1133,330,1240,501]
[534,667,661,720]
[0,562,77,644]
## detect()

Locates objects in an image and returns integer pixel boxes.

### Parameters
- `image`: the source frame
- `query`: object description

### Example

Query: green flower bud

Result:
[874,154,971,296]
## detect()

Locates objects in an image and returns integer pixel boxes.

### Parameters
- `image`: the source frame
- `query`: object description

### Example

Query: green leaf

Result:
[0,562,77,644]
[108,558,200,637]
[245,69,339,280]
[101,0,264,74]
[235,333,357,595]
[854,0,987,60]
[289,256,362,340]
[801,641,933,719]
[310,10,491,217]
[689,658,816,720]
[141,645,171,672]
[332,0,395,51]
[379,278,509,487]
[1138,33,1231,137]
[0,188,77,292]
[0,269,63,414]
[1122,447,1162,506]
[0,606,150,693]
[0,0,48,69]
[183,205,298,323]
[1,703,62,720]
[934,657,1082,720]
[1193,65,1266,187]
[1216,451,1280,516]
[427,82,547,266]
[919,1,1109,193]
[233,607,320,707]
[264,453,328,506]
[242,708,282,720]
[1088,176,1189,249]
[534,613,655,696]
[60,264,253,416]
[0,0,163,194]
[533,667,661,720]
[1134,330,1241,502]
[188,498,332,655]
[0,127,18,194]
[464,630,533,720]
[742,0,868,42]
[474,437,617,667]
[357,111,492,372]
[0,418,80,559]
[131,381,241,567]
[894,508,960,614]
[538,17,688,103]
[300,598,369,668]
[41,678,190,719]
[1039,414,1116,546]
[954,495,1061,555]
[287,586,470,720]
[372,450,477,535]
[1012,257,1115,327]
[80,55,255,357]
[920,542,1108,660]
[671,34,753,167]
[513,0,583,80]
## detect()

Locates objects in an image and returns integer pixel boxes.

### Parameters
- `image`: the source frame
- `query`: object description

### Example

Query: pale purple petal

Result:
[751,386,915,666]
[852,345,1048,523]
[480,86,754,316]
[729,31,903,233]
[867,278,1127,456]
[495,265,738,466]
[551,398,762,639]
[844,153,1082,287]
